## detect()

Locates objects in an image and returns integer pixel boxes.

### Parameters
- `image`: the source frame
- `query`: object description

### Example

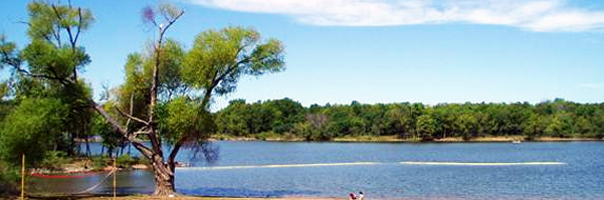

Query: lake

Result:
[29,141,604,199]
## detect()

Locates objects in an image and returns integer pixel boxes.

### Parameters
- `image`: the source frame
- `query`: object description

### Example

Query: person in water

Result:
[358,191,364,200]
[348,192,356,200]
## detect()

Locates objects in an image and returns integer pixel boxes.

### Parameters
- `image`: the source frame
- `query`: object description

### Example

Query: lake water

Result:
[30,141,604,199]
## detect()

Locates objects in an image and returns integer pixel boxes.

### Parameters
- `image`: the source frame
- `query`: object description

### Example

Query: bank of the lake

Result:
[211,134,603,143]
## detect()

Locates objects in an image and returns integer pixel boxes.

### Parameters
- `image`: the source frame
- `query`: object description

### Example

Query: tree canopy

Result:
[215,98,604,141]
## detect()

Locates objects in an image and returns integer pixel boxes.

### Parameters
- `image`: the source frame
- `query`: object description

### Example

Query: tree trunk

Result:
[68,132,75,156]
[85,138,91,156]
[152,168,175,196]
[151,156,176,196]
[108,147,113,158]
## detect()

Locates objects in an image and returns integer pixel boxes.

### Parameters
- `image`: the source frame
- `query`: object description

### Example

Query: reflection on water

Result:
[29,170,154,195]
[29,141,604,199]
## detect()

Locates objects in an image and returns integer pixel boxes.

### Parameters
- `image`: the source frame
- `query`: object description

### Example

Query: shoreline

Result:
[210,135,603,143]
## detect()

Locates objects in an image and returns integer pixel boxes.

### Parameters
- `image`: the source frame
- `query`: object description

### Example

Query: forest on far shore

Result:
[215,98,604,141]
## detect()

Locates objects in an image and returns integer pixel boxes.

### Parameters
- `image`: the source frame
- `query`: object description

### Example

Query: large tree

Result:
[1,2,284,196]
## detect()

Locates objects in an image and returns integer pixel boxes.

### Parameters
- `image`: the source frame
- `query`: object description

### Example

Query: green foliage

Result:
[216,99,250,136]
[416,114,438,141]
[40,151,71,170]
[0,99,15,121]
[545,116,563,137]
[22,40,89,79]
[456,114,478,140]
[255,132,279,140]
[1,1,96,158]
[183,26,285,95]
[215,98,604,141]
[26,2,94,41]
[0,98,67,166]
[0,161,19,196]
[91,156,109,171]
[93,112,123,155]
[524,114,547,140]
[22,1,93,78]
[0,35,22,69]
[293,121,332,141]
[156,97,216,144]
[88,154,148,170]
[117,154,136,168]
[117,26,285,147]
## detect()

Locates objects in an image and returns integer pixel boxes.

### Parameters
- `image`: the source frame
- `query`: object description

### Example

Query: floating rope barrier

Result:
[400,161,567,166]
[177,161,567,170]
[177,162,381,170]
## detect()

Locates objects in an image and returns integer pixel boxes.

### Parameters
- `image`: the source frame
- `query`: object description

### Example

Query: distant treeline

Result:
[215,98,604,141]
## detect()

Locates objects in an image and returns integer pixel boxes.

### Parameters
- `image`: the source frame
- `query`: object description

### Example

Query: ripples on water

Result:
[30,141,604,199]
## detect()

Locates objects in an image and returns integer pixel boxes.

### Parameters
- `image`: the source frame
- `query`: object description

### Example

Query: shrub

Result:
[40,151,71,170]
[0,161,18,196]
[91,156,110,170]
[117,154,136,168]
[256,132,279,140]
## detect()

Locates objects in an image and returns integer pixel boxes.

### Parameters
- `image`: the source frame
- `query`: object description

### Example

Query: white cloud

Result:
[187,0,604,32]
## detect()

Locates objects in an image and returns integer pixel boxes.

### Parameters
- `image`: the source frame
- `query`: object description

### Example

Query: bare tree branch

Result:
[133,126,151,137]
[125,93,135,132]
[147,9,185,160]
[13,66,70,85]
[116,107,149,126]
[168,134,187,165]
[91,101,153,157]
[50,5,63,47]
[74,8,82,47]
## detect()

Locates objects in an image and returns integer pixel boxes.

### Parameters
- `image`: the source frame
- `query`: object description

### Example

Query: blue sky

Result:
[2,0,604,110]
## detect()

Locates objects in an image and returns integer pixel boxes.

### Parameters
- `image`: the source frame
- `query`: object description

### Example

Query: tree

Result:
[109,5,285,194]
[0,98,67,166]
[416,114,437,141]
[455,113,478,140]
[545,116,563,137]
[383,104,408,136]
[523,114,547,140]
[264,98,305,134]
[216,99,251,136]
[298,112,330,141]
[1,2,285,196]
[0,1,95,156]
